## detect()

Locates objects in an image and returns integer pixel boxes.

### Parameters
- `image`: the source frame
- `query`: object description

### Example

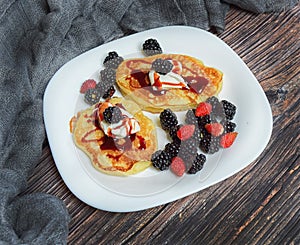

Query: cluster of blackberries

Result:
[84,51,124,105]
[151,96,237,175]
[99,51,124,97]
[85,37,163,105]
[84,72,116,105]
[187,97,237,154]
[151,108,206,174]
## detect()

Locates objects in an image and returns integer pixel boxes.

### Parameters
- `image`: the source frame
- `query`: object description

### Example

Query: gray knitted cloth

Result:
[0,0,297,244]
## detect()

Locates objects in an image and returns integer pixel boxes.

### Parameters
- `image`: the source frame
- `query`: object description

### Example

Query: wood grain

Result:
[24,3,300,244]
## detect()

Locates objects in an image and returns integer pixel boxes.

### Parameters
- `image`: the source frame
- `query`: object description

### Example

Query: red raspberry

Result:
[80,79,97,93]
[220,132,238,148]
[195,102,212,117]
[205,123,224,136]
[170,157,186,177]
[177,124,195,141]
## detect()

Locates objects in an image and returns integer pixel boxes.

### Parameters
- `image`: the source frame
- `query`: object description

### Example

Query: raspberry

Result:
[220,132,238,148]
[142,38,162,56]
[177,124,195,141]
[151,150,171,171]
[103,51,124,69]
[151,58,173,75]
[103,106,123,124]
[80,79,97,94]
[84,88,101,105]
[160,109,178,131]
[204,123,224,137]
[195,102,212,117]
[170,157,186,177]
[188,153,206,174]
[221,100,236,120]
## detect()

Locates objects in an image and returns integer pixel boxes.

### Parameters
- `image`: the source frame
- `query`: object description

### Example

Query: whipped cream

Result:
[149,60,188,89]
[98,103,140,139]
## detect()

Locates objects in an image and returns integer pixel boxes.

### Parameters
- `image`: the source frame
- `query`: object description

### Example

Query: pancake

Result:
[116,54,223,113]
[70,97,157,176]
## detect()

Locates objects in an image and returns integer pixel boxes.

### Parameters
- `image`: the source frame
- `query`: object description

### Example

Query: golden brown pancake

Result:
[116,54,223,113]
[70,97,157,176]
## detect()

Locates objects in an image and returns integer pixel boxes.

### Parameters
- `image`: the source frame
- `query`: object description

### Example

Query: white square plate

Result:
[43,26,273,212]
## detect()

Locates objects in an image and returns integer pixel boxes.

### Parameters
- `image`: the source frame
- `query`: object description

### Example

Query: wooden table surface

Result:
[24,3,299,244]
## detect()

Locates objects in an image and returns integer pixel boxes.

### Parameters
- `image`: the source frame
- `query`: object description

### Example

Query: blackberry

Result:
[221,100,236,120]
[151,150,171,171]
[192,126,202,144]
[199,132,220,154]
[103,106,123,124]
[188,153,206,174]
[198,115,213,129]
[102,85,116,99]
[169,124,182,142]
[100,68,116,86]
[206,96,223,117]
[104,51,118,62]
[178,138,198,161]
[185,109,198,125]
[84,88,101,105]
[151,58,173,75]
[96,81,111,97]
[221,120,236,133]
[160,109,178,131]
[142,38,162,56]
[164,141,180,159]
[103,51,124,69]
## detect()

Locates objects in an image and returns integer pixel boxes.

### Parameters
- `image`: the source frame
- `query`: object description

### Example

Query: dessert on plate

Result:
[70,38,237,178]
[70,97,157,176]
